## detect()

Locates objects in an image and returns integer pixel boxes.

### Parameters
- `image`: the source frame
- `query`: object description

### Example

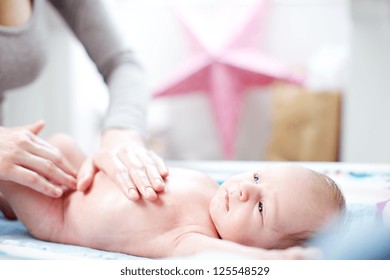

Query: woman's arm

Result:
[48,0,168,200]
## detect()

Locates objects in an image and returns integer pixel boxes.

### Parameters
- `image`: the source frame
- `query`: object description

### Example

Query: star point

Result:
[154,0,303,159]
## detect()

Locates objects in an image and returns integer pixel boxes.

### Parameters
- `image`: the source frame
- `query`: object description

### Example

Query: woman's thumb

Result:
[22,120,45,135]
[77,157,97,192]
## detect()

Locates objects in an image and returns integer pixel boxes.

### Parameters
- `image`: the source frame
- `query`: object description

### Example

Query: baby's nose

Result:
[238,189,248,202]
[237,182,257,202]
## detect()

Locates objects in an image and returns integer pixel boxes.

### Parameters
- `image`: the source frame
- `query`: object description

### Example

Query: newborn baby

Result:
[0,134,345,259]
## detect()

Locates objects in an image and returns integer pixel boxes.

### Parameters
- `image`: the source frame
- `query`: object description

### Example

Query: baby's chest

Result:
[127,192,212,236]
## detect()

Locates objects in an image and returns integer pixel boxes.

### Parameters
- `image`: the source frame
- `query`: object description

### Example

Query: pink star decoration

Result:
[153,0,303,159]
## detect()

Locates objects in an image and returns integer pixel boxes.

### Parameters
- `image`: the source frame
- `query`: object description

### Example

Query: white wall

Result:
[4,3,107,155]
[113,0,351,160]
[4,0,359,161]
[4,6,74,137]
[341,0,390,162]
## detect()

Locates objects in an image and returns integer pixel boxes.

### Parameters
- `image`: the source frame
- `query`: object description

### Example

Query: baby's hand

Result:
[252,246,322,260]
[272,246,323,260]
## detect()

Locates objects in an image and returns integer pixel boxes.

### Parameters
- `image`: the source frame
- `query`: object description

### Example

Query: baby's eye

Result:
[258,201,263,213]
[254,173,260,184]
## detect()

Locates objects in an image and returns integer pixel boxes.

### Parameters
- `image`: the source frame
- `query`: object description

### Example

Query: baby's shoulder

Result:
[165,167,218,194]
[168,167,216,184]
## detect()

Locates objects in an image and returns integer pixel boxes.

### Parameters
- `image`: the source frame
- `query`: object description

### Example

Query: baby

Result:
[0,134,345,259]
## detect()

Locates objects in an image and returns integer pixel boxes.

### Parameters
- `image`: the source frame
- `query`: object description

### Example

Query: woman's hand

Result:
[77,129,169,201]
[0,121,77,197]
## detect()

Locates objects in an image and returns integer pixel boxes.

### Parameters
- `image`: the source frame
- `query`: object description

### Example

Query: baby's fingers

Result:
[282,246,323,260]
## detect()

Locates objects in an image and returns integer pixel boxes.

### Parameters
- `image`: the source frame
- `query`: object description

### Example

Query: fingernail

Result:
[155,178,163,187]
[54,188,63,197]
[128,189,139,200]
[146,187,157,200]
[154,178,164,191]
[162,167,169,176]
[77,177,86,191]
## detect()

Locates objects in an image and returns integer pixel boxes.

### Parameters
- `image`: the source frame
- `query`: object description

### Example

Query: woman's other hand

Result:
[0,121,77,197]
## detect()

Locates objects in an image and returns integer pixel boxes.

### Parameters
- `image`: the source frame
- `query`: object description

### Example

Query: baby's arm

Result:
[0,191,16,219]
[172,233,319,259]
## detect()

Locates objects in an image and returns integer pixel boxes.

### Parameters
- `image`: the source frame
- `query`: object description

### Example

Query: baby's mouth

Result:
[225,190,230,211]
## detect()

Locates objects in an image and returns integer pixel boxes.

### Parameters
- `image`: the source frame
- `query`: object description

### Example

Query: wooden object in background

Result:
[266,83,341,161]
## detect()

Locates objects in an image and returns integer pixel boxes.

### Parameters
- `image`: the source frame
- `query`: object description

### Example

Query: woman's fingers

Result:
[149,150,169,178]
[7,165,63,197]
[22,120,45,134]
[28,133,77,177]
[112,156,143,201]
[122,151,157,200]
[14,134,77,190]
[94,152,142,201]
[0,122,77,198]
[92,145,169,201]
[20,121,77,177]
[18,152,77,190]
[92,129,170,201]
[126,150,164,193]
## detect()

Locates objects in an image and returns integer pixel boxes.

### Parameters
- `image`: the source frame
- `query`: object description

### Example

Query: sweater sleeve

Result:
[48,0,149,133]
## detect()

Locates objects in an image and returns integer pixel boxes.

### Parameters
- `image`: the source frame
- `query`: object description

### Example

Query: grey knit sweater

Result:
[0,0,148,132]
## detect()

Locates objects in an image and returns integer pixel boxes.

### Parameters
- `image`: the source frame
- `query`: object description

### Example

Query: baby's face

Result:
[209,165,335,249]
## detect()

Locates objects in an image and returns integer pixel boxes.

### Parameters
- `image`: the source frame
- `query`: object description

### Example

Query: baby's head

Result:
[209,164,345,249]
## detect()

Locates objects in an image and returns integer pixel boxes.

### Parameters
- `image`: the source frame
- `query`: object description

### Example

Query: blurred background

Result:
[3,0,390,162]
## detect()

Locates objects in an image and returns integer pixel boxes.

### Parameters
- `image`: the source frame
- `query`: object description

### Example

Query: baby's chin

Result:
[208,194,220,223]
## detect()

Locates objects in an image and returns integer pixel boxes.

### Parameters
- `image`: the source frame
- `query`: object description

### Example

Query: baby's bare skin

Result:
[62,168,219,257]
[1,167,219,258]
